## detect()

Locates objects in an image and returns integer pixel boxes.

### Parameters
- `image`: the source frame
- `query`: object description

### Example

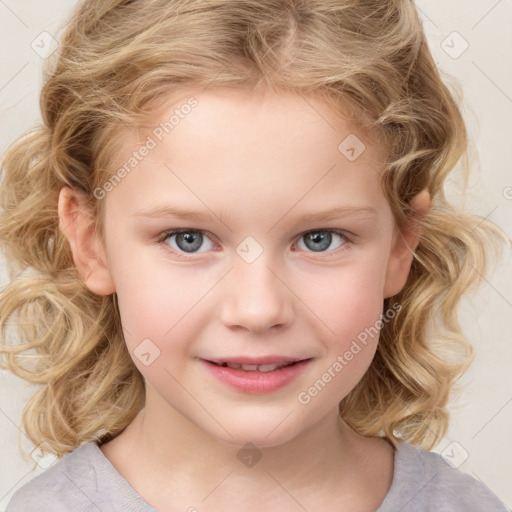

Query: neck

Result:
[100,388,392,511]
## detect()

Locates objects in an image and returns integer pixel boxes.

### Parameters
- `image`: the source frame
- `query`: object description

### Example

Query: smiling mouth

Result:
[207,360,311,372]
[202,358,312,393]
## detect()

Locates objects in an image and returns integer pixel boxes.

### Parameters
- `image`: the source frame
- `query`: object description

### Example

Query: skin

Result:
[58,87,431,512]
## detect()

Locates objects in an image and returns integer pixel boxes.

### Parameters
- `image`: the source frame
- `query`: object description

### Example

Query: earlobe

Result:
[58,186,115,296]
[383,189,431,298]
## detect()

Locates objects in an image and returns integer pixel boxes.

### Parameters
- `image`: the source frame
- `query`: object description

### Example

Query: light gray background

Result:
[0,1,511,510]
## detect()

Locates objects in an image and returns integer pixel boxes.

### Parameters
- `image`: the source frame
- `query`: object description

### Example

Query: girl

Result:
[0,0,509,511]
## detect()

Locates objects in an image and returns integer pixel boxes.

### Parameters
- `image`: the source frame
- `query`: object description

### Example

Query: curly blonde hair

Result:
[0,0,507,460]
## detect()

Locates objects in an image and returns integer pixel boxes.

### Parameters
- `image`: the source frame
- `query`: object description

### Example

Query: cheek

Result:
[302,255,388,341]
[297,264,387,402]
[109,249,208,352]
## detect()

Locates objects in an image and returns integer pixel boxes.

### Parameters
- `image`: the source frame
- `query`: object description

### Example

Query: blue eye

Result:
[295,229,349,253]
[160,229,215,254]
[158,228,350,257]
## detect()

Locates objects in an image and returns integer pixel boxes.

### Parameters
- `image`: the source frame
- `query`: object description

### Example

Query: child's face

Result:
[75,88,419,447]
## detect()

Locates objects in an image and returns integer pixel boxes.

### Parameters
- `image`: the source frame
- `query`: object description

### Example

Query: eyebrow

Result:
[132,204,377,227]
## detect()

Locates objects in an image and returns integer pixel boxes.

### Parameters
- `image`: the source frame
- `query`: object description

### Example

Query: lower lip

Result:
[200,359,311,394]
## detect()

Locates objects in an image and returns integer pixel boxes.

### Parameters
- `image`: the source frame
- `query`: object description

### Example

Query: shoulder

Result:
[5,443,103,512]
[5,442,157,512]
[378,440,509,512]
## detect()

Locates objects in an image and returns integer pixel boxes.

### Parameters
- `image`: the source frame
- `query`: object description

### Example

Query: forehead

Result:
[102,88,390,227]
[111,86,384,163]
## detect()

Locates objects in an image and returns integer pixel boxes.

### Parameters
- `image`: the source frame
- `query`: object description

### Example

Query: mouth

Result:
[200,357,312,393]
[205,358,311,373]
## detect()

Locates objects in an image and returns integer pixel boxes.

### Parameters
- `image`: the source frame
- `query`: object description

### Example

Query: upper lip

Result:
[204,356,311,365]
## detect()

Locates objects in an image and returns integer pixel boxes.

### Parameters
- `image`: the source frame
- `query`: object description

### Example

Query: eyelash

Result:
[156,228,353,259]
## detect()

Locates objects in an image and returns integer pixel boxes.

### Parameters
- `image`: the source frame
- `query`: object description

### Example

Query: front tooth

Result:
[240,364,259,371]
[226,363,288,372]
[257,364,279,372]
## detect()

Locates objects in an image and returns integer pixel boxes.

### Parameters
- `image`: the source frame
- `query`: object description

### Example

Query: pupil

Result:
[177,231,202,252]
[306,231,331,252]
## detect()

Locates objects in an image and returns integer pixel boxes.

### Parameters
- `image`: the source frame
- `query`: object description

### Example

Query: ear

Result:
[383,189,431,298]
[58,186,115,295]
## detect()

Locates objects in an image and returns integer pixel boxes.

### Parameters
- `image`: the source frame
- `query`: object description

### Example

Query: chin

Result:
[201,415,303,450]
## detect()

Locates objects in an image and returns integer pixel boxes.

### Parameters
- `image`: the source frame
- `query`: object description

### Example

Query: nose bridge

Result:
[219,241,294,332]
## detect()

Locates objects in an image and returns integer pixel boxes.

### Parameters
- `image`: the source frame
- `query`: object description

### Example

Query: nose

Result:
[219,253,295,334]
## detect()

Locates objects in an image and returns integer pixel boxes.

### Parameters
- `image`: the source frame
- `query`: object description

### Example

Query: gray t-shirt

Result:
[6,439,509,511]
